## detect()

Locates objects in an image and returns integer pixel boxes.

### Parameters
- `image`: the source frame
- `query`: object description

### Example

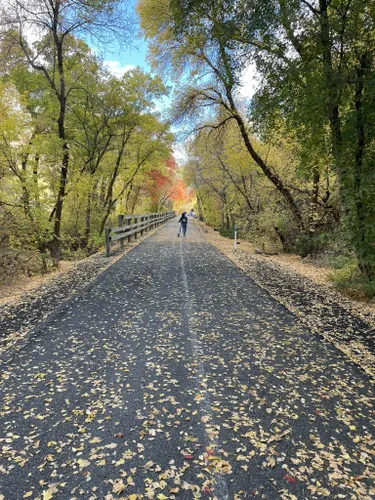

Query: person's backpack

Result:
[181,215,187,224]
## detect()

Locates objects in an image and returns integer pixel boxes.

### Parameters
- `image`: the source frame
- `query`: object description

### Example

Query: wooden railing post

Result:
[105,228,111,257]
[127,217,132,243]
[140,216,145,235]
[118,214,124,249]
[134,216,138,239]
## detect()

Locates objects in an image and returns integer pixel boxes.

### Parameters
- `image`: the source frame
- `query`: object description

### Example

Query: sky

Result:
[101,0,259,98]
[103,36,150,78]
[102,0,150,77]
[103,40,258,102]
[100,0,259,164]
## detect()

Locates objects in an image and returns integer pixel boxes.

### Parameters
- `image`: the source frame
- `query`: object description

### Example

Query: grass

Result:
[329,258,375,300]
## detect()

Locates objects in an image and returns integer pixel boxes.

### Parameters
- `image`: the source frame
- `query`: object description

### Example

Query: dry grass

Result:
[0,261,78,305]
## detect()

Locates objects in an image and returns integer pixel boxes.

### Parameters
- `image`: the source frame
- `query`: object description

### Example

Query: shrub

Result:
[87,233,104,254]
[218,227,235,239]
[327,252,355,270]
[294,233,329,258]
[330,260,375,299]
[61,246,87,261]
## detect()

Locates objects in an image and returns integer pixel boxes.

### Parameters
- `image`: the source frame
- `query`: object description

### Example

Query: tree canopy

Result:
[138,0,375,292]
[0,2,188,280]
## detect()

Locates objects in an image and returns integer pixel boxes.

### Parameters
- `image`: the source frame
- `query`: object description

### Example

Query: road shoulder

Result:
[0,224,165,355]
[196,220,375,380]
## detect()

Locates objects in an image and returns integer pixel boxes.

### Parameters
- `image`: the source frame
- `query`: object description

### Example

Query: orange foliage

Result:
[144,156,191,210]
[170,179,189,204]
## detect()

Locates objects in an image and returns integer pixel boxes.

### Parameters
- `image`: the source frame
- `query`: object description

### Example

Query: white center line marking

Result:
[180,242,230,500]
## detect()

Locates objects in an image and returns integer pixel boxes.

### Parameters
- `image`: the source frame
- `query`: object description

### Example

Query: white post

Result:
[234,224,237,251]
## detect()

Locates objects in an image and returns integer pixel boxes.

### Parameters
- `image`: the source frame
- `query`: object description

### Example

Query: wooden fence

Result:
[105,211,175,257]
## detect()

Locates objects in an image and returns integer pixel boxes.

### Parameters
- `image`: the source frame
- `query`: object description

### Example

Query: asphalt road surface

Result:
[1,219,375,500]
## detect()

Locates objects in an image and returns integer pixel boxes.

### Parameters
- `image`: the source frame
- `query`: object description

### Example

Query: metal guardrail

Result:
[104,211,175,257]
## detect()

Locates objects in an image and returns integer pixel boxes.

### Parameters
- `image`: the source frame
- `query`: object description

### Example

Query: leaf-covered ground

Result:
[0,231,156,354]
[198,223,375,379]
[1,220,375,499]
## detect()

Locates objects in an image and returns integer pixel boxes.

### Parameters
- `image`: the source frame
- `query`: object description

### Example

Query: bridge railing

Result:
[104,211,175,257]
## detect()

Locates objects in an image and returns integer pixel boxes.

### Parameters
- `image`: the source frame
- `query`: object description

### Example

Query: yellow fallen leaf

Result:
[77,459,90,468]
[112,479,126,494]
[105,443,117,449]
[24,493,33,498]
[42,490,53,500]
[268,456,276,468]
[89,437,101,444]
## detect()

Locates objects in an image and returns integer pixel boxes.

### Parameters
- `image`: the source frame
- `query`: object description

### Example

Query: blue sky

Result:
[101,0,151,76]
[103,37,151,76]
[98,0,259,163]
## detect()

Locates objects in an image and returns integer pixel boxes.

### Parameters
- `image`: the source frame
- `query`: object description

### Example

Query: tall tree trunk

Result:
[51,138,69,259]
[20,157,33,221]
[309,167,320,233]
[319,0,375,280]
[352,53,374,280]
[50,35,68,261]
[99,141,126,234]
[125,183,133,211]
[130,186,140,214]
[84,191,93,248]
[233,110,305,231]
[33,153,40,209]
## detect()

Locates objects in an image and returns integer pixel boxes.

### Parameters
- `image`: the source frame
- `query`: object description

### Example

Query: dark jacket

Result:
[179,214,188,224]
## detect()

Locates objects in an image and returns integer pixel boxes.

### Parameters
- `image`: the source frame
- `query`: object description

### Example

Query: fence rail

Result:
[105,211,175,257]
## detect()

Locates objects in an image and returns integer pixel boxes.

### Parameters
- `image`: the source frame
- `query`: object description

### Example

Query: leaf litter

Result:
[0,220,375,499]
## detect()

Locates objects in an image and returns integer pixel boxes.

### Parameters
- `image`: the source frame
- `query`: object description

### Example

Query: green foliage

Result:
[218,227,234,239]
[294,233,329,258]
[331,261,375,300]
[0,24,177,282]
[328,252,355,271]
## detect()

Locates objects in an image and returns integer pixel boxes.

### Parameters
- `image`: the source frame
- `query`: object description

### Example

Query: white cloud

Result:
[104,61,136,77]
[239,62,259,100]
[173,144,188,167]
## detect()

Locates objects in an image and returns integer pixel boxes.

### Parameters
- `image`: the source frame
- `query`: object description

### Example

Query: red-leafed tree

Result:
[144,155,190,212]
[170,179,190,208]
[145,156,178,212]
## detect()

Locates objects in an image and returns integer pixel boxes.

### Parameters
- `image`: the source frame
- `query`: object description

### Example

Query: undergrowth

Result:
[329,257,375,300]
[218,227,235,239]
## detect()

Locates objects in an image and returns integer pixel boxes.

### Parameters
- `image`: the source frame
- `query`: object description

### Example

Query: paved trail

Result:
[1,220,375,499]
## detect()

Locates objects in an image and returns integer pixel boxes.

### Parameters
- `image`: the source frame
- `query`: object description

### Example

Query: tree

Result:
[1,0,135,259]
[138,0,306,232]
[275,0,375,279]
[0,31,177,278]
[140,0,375,282]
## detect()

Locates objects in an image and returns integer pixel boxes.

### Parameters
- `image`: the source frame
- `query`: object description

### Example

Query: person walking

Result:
[178,211,188,237]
